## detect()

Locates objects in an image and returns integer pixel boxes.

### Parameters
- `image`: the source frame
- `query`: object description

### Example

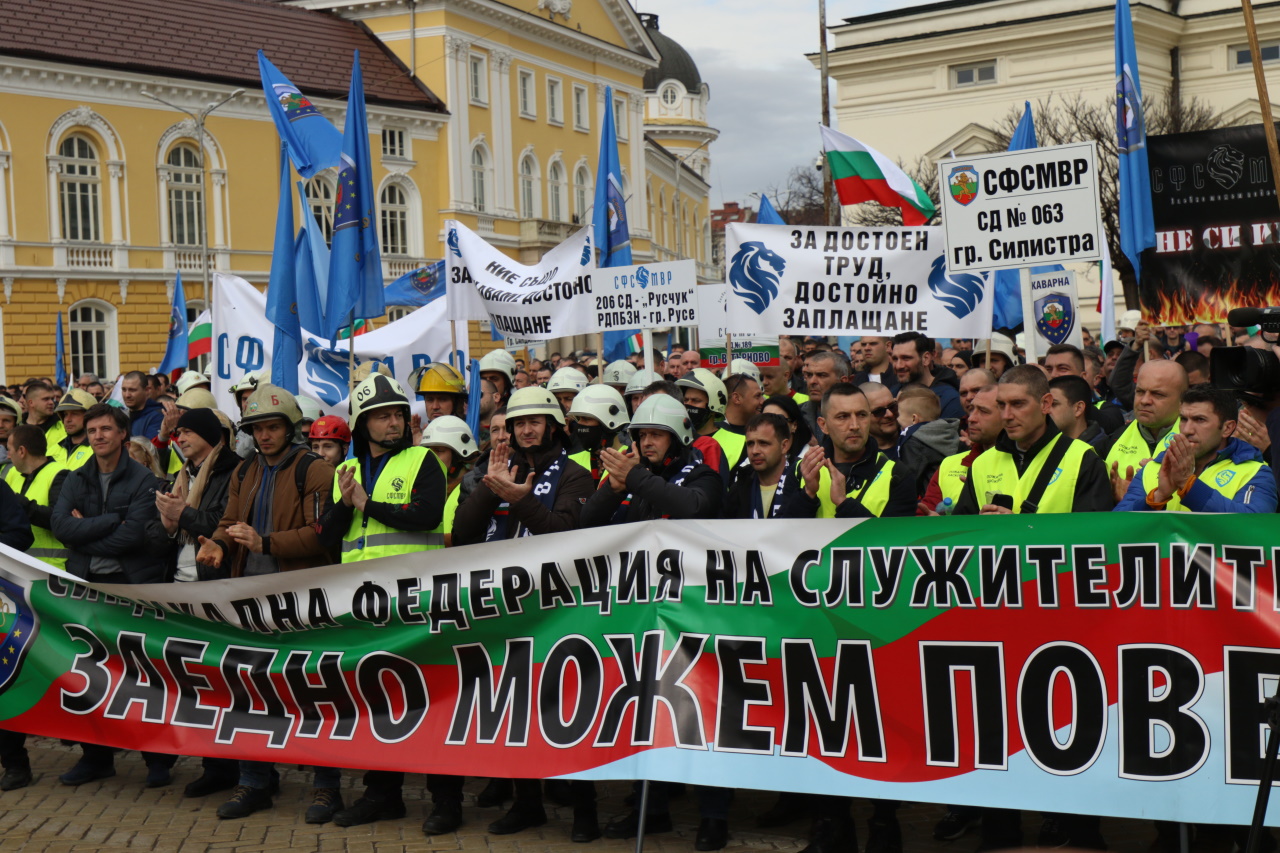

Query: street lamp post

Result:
[673,137,711,261]
[141,87,244,315]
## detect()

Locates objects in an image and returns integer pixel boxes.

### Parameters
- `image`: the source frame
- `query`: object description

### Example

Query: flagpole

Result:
[724,331,733,377]
[596,332,605,384]
[1241,0,1280,202]
[450,321,459,370]
[348,311,356,393]
[818,0,834,227]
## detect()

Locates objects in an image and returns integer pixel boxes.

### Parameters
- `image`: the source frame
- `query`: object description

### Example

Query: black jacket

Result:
[52,452,168,583]
[0,480,34,552]
[453,444,594,543]
[581,447,723,525]
[171,446,241,581]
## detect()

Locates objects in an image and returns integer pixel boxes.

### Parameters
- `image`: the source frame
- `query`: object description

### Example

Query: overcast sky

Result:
[633,0,917,208]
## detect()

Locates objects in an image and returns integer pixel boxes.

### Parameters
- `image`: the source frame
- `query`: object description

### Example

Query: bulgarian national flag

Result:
[188,309,211,360]
[820,125,936,226]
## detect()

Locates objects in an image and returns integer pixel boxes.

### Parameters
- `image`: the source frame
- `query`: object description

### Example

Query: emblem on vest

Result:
[1215,470,1236,488]
[1048,467,1062,486]
[391,477,405,492]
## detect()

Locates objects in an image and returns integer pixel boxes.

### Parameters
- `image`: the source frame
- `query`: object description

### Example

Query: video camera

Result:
[1209,307,1280,406]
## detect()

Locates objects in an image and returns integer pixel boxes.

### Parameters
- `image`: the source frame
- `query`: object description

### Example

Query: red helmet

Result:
[308,415,351,444]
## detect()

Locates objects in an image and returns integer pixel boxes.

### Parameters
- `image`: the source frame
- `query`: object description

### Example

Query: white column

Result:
[629,94,647,233]
[445,35,471,209]
[0,152,10,241]
[107,161,125,245]
[211,170,227,249]
[490,49,514,215]
[46,159,61,242]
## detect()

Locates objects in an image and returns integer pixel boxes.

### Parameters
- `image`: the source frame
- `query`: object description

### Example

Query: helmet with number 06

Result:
[239,383,303,432]
[349,374,411,421]
[629,393,694,446]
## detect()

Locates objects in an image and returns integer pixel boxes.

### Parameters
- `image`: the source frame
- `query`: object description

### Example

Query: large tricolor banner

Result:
[2,514,1280,825]
[723,224,994,340]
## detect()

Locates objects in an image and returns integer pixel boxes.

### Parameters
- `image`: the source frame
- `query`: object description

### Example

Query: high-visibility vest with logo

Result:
[334,447,445,562]
[936,450,971,505]
[63,443,93,470]
[968,434,1092,514]
[19,461,68,569]
[713,428,746,470]
[1106,419,1179,477]
[807,452,896,519]
[1140,454,1264,511]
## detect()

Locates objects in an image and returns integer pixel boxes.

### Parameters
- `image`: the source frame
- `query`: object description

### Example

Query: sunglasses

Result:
[871,403,899,418]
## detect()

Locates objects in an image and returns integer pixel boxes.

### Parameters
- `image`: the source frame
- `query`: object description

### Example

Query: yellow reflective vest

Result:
[16,460,68,569]
[936,450,971,505]
[333,447,446,562]
[967,433,1093,514]
[1139,454,1265,511]
[1106,418,1179,477]
[805,452,896,519]
[62,442,93,470]
[713,426,746,470]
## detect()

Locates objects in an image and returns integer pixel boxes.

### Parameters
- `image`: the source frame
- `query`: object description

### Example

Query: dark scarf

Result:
[749,463,789,519]
[609,447,703,524]
[486,447,567,541]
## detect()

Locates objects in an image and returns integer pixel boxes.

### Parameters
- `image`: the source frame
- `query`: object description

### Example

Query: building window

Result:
[519,156,537,219]
[306,176,336,246]
[471,146,489,213]
[1233,41,1280,68]
[614,97,628,140]
[547,78,563,125]
[950,60,996,88]
[380,183,409,255]
[57,135,102,242]
[518,69,536,118]
[548,162,566,222]
[388,307,411,322]
[661,85,679,107]
[381,128,406,158]
[166,144,203,248]
[69,300,116,380]
[469,54,488,105]
[573,85,589,132]
[574,166,591,223]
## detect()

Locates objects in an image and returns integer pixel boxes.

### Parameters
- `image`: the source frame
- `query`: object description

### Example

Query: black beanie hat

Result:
[176,407,224,449]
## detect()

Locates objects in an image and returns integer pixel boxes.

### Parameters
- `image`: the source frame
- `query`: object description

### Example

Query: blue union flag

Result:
[0,572,38,697]
[333,153,361,234]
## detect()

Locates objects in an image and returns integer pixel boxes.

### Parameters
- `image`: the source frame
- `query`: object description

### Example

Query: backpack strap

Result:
[1021,434,1072,514]
[236,449,320,499]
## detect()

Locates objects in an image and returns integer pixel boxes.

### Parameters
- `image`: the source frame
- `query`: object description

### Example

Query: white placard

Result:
[211,273,463,419]
[939,141,1104,273]
[722,223,993,340]
[1020,268,1083,362]
[595,260,698,329]
[697,283,765,340]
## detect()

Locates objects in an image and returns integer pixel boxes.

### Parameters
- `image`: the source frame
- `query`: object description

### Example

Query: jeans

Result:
[240,761,341,789]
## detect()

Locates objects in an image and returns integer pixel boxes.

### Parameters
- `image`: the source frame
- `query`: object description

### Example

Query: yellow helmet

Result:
[409,362,467,397]
[55,388,98,413]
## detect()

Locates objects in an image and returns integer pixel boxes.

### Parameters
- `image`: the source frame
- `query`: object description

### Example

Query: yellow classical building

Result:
[0,0,715,382]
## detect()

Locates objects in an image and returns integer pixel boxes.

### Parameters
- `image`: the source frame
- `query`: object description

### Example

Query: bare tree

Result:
[763,164,827,225]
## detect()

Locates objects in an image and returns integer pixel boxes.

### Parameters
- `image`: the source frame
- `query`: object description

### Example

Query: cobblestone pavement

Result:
[0,737,1253,853]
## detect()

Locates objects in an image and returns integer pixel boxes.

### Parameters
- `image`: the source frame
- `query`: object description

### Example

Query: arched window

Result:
[69,299,117,380]
[574,166,591,223]
[548,162,566,223]
[166,144,203,247]
[306,176,336,246]
[661,85,679,107]
[58,136,101,242]
[380,183,409,255]
[519,155,537,220]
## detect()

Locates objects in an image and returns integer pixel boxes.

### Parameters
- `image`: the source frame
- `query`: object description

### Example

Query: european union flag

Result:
[1116,0,1155,283]
[159,272,189,377]
[757,193,786,225]
[294,178,330,336]
[325,52,385,341]
[55,313,68,388]
[258,51,343,180]
[266,146,300,392]
[594,87,637,361]
[992,101,1063,331]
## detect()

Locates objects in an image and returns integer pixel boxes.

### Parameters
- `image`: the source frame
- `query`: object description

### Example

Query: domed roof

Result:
[639,13,702,94]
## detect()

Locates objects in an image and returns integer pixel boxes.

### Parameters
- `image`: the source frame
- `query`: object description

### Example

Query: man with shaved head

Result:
[1098,360,1189,503]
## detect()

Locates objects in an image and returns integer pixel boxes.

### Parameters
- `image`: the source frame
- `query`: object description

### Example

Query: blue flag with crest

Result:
[324,52,385,341]
[991,101,1064,331]
[258,51,343,180]
[594,87,638,361]
[265,146,301,392]
[55,313,68,388]
[1116,0,1155,285]
[158,272,189,377]
[384,261,446,308]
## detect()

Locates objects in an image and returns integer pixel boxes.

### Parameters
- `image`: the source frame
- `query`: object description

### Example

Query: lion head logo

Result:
[1206,144,1244,190]
[728,241,785,315]
[447,227,461,258]
[926,256,986,320]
